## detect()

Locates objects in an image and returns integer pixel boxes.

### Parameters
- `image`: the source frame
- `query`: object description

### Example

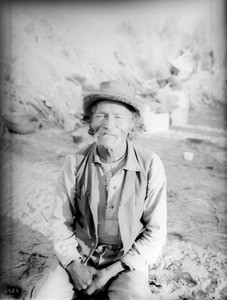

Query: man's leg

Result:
[107,270,152,300]
[28,260,75,300]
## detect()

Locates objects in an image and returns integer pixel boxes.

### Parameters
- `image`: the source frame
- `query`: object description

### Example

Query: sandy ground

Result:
[0,105,226,300]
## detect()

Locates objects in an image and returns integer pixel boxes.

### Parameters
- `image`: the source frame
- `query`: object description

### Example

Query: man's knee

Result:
[30,262,75,300]
[107,270,152,300]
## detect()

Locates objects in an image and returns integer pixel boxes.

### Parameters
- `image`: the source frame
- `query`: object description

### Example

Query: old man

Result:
[30,81,167,300]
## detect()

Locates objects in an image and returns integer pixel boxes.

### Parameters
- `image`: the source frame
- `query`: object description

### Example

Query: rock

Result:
[63,116,77,132]
[2,112,40,134]
[142,105,170,133]
[183,151,194,161]
[169,91,190,126]
[72,133,83,144]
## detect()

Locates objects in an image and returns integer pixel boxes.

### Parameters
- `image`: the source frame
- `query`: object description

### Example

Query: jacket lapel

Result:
[120,141,140,206]
[119,170,135,206]
[88,167,99,234]
[80,143,99,235]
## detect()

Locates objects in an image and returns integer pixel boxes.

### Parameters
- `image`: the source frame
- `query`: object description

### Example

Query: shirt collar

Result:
[94,146,102,165]
[93,141,141,172]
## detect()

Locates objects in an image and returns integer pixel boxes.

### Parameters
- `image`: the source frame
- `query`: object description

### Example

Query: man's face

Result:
[90,100,133,149]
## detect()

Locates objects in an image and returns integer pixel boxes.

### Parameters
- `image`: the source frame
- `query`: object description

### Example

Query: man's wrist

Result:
[105,261,123,277]
[66,258,82,270]
[66,260,76,271]
[106,260,130,278]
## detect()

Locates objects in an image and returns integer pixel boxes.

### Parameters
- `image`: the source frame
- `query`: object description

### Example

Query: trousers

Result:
[29,260,152,300]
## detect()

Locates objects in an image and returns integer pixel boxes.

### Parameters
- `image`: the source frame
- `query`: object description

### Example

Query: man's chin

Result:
[97,142,117,150]
[97,139,119,150]
[97,135,115,144]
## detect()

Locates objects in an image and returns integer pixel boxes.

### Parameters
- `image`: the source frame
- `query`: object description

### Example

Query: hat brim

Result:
[83,93,141,116]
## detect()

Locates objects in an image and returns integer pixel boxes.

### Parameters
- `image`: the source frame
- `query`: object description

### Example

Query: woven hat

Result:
[83,81,141,116]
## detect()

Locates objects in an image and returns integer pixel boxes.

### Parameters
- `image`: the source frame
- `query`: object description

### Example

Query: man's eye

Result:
[94,114,105,119]
[115,115,123,119]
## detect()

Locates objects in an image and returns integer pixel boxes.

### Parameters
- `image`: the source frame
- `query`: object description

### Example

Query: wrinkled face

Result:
[90,100,134,149]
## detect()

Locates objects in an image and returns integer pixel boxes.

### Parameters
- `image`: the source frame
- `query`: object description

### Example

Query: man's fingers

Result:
[78,277,93,290]
[73,279,87,291]
[86,279,102,295]
[87,279,92,286]
[86,284,96,295]
[81,284,87,290]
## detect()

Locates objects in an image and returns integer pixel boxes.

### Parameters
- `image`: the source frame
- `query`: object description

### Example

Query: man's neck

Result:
[97,142,127,163]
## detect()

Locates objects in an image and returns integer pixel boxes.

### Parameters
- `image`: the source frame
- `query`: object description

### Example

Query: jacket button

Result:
[96,245,103,252]
[91,243,95,246]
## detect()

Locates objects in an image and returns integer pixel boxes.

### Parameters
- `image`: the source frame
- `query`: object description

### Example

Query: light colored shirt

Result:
[94,148,126,245]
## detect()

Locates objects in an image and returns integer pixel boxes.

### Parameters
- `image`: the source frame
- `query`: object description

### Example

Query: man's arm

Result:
[121,153,167,272]
[49,155,99,290]
[49,155,83,267]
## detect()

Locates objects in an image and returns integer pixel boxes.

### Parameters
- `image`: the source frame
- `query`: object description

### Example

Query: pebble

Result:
[183,151,194,161]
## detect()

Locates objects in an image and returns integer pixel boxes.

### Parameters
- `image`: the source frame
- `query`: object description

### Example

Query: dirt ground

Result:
[0,105,226,300]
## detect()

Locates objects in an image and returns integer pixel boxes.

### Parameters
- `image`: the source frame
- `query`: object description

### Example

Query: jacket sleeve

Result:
[121,153,167,272]
[49,155,83,268]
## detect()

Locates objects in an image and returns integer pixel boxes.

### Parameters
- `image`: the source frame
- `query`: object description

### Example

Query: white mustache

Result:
[93,128,116,138]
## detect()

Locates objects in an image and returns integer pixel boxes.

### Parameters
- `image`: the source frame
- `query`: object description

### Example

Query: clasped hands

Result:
[67,259,122,295]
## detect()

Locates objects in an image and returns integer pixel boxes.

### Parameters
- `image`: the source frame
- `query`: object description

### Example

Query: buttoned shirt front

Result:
[94,148,126,245]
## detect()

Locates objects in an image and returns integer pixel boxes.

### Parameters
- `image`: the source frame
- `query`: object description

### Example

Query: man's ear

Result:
[129,113,137,130]
[129,121,135,132]
[88,125,95,136]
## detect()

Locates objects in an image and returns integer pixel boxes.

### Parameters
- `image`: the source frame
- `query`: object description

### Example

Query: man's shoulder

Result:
[130,141,156,160]
[65,142,95,168]
[129,141,163,171]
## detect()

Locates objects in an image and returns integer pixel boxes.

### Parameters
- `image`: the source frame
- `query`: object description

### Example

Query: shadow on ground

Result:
[0,215,55,299]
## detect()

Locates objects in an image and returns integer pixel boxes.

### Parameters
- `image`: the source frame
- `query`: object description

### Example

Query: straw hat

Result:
[83,81,141,116]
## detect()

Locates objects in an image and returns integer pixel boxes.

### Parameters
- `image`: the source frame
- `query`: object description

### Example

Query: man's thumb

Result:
[89,267,98,277]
